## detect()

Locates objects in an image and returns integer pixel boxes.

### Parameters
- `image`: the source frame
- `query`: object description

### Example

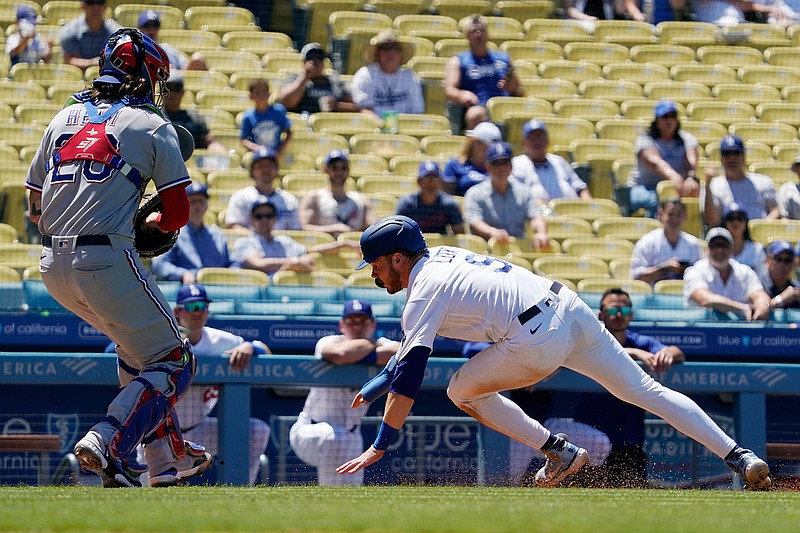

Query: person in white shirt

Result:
[691,0,778,26]
[351,29,424,126]
[777,156,800,220]
[683,227,771,320]
[290,299,399,485]
[720,203,766,277]
[631,198,704,286]
[511,120,591,206]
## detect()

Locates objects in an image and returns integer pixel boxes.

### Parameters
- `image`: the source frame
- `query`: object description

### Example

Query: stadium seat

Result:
[0,124,46,149]
[394,14,459,35]
[114,4,183,29]
[657,21,721,48]
[686,100,755,127]
[202,50,262,74]
[0,262,20,280]
[773,142,800,163]
[357,175,418,197]
[570,138,632,164]
[485,96,553,122]
[763,46,800,68]
[592,216,661,242]
[563,42,629,66]
[678,120,729,146]
[309,250,361,277]
[284,132,349,162]
[593,20,658,46]
[542,215,595,243]
[433,38,470,58]
[738,65,800,90]
[221,31,294,55]
[228,70,285,92]
[272,270,345,288]
[532,256,610,285]
[554,99,620,124]
[722,23,791,49]
[523,18,592,41]
[727,122,797,147]
[669,64,738,87]
[538,60,602,85]
[499,40,562,64]
[14,102,62,125]
[577,278,652,298]
[389,154,450,176]
[475,16,526,42]
[513,79,578,105]
[0,80,46,107]
[420,135,467,157]
[608,256,633,279]
[397,113,452,138]
[157,30,221,55]
[0,243,42,272]
[273,230,337,249]
[206,169,251,191]
[9,63,82,90]
[309,112,380,138]
[184,5,255,30]
[696,45,763,68]
[748,161,798,186]
[563,237,635,262]
[629,44,696,68]
[281,173,329,195]
[329,10,392,37]
[428,0,491,20]
[757,102,800,127]
[595,118,649,144]
[603,62,670,85]
[493,0,555,22]
[748,219,800,248]
[579,79,643,104]
[349,133,420,158]
[643,81,713,105]
[197,267,269,287]
[363,0,424,17]
[406,56,451,76]
[620,98,685,120]
[42,0,110,25]
[549,198,622,224]
[324,153,388,177]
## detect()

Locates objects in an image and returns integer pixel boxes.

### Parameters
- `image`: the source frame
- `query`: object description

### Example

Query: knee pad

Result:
[172,339,196,402]
[107,376,174,460]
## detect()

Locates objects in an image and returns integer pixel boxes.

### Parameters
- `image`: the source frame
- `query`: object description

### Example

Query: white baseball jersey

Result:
[301,334,394,428]
[683,257,765,306]
[225,186,301,230]
[175,327,246,430]
[703,173,777,222]
[733,240,766,278]
[630,228,704,281]
[777,181,800,220]
[396,246,557,359]
[303,188,370,230]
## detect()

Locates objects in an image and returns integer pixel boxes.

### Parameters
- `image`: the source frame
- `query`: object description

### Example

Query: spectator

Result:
[631,198,704,286]
[6,6,51,66]
[777,155,800,220]
[169,283,271,485]
[703,135,779,228]
[564,0,621,30]
[621,0,687,23]
[464,141,549,249]
[152,184,237,283]
[232,199,358,278]
[278,43,356,114]
[395,160,465,235]
[691,0,779,26]
[444,15,523,134]
[683,227,771,320]
[762,0,800,27]
[137,10,207,71]
[443,121,502,196]
[163,71,227,154]
[351,29,424,125]
[627,100,700,219]
[240,79,292,155]
[298,150,375,236]
[571,288,685,488]
[511,120,592,206]
[59,0,121,72]
[721,203,766,276]
[760,241,800,309]
[225,147,300,231]
[290,299,400,485]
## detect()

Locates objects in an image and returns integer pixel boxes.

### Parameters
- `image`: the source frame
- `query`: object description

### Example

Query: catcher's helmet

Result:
[96,28,170,108]
[356,215,427,270]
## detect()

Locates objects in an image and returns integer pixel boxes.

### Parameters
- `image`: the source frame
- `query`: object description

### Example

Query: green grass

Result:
[0,486,797,532]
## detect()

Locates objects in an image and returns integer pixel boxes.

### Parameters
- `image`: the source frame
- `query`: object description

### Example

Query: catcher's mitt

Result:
[134,193,178,259]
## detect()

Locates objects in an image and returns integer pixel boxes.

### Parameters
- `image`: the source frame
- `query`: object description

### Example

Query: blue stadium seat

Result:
[578,291,651,310]
[343,286,406,305]
[236,300,316,316]
[316,301,397,318]
[0,282,25,311]
[157,281,182,302]
[632,306,710,324]
[22,280,66,311]
[209,300,236,314]
[202,283,265,301]
[651,293,684,309]
[265,285,342,303]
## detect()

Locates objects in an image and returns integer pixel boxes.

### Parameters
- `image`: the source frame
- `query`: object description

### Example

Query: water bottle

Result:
[643,0,655,24]
[381,110,399,134]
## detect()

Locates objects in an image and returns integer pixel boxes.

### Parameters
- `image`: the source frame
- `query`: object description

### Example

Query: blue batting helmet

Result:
[356,215,427,270]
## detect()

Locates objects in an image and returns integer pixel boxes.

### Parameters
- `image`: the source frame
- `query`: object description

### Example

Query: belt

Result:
[517,281,563,325]
[42,235,111,247]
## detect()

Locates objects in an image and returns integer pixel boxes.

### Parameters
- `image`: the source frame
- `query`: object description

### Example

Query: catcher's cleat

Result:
[149,467,179,487]
[176,440,213,482]
[534,433,589,488]
[74,431,143,488]
[725,447,772,490]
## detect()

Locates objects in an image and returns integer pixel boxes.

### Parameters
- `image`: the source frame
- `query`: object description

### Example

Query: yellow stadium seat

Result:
[579,79,643,104]
[686,100,755,127]
[549,198,622,222]
[563,42,629,66]
[783,85,800,104]
[14,102,62,125]
[705,139,773,162]
[763,46,800,68]
[696,45,763,68]
[203,50,262,74]
[173,70,228,92]
[475,16,525,42]
[654,279,684,295]
[570,139,633,163]
[228,70,285,92]
[516,79,578,104]
[592,216,661,242]
[406,56,451,76]
[0,224,19,245]
[329,10,392,37]
[773,142,800,163]
[669,64,738,86]
[301,0,363,44]
[114,4,183,29]
[448,233,491,253]
[657,21,721,48]
[612,157,635,188]
[593,20,658,46]
[722,23,791,49]
[9,63,82,90]
[533,256,610,284]
[417,73,447,116]
[159,30,221,54]
[368,192,402,217]
[194,108,237,131]
[0,145,19,165]
[283,132,349,163]
[222,31,294,55]
[272,270,345,287]
[0,103,12,122]
[748,219,800,247]
[206,169,251,191]
[42,1,110,25]
[433,38,469,58]
[554,99,620,123]
[309,112,380,138]
[349,133,420,158]
[397,113,452,138]
[0,80,46,107]
[595,118,649,144]
[273,230,336,248]
[738,65,800,90]
[197,267,270,286]
[542,215,595,243]
[643,80,713,105]
[499,40,562,64]
[523,18,592,41]
[608,256,633,279]
[321,153,388,177]
[345,269,380,287]
[577,278,652,297]
[0,243,43,271]
[184,5,255,30]
[538,59,602,85]
[748,161,798,187]
[791,24,800,45]
[195,88,252,114]
[728,122,797,146]
[629,44,696,68]
[0,123,46,149]
[420,135,467,157]
[563,237,635,261]
[429,0,491,20]
[493,1,554,23]
[403,35,436,58]
[363,0,424,17]
[390,154,450,176]
[757,102,800,127]
[620,99,686,120]
[603,62,670,85]
[394,14,459,35]
[357,175,418,196]
[679,120,729,146]
[281,173,328,195]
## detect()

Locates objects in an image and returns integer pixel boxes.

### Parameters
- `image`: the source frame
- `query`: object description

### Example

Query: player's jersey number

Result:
[50,132,120,184]
[465,253,512,273]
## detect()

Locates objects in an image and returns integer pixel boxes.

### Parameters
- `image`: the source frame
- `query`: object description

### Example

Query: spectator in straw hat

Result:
[351,29,424,125]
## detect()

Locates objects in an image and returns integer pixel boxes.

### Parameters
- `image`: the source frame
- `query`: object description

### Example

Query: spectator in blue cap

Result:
[761,241,800,309]
[225,147,301,231]
[59,0,121,72]
[511,119,592,207]
[464,141,550,250]
[7,5,51,66]
[395,160,465,235]
[152,183,238,283]
[299,150,375,236]
[137,9,207,71]
[443,121,502,196]
[627,99,699,218]
[720,203,765,276]
[777,155,800,220]
[703,135,778,227]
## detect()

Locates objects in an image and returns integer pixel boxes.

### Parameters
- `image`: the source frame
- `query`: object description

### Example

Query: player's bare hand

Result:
[226,343,254,370]
[351,392,367,408]
[652,349,675,372]
[143,211,168,233]
[336,446,385,474]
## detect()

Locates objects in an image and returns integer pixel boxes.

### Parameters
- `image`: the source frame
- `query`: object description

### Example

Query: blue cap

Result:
[418,160,441,179]
[324,149,349,166]
[356,215,428,270]
[485,141,514,163]
[186,182,208,197]
[654,99,678,118]
[17,6,37,24]
[137,9,160,28]
[720,135,745,154]
[768,240,795,257]
[522,120,547,137]
[722,202,746,219]
[251,146,278,167]
[343,299,373,319]
[177,283,211,304]
[251,198,276,214]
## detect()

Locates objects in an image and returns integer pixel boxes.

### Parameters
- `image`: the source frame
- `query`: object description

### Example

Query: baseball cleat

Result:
[176,440,213,482]
[534,433,589,488]
[74,431,143,488]
[725,447,772,490]
[149,467,179,487]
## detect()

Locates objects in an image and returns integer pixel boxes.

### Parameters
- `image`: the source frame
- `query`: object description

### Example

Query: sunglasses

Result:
[253,213,276,220]
[306,53,325,61]
[181,301,209,312]
[725,215,747,222]
[603,306,632,316]
[83,0,106,5]
[708,241,731,249]
[721,151,743,156]
[773,256,795,264]
[329,164,349,171]
[489,159,511,166]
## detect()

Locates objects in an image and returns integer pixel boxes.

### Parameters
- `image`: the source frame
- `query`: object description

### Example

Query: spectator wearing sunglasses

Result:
[761,241,800,309]
[232,199,359,278]
[298,150,375,236]
[59,0,121,72]
[720,203,766,277]
[702,135,779,228]
[570,288,685,488]
[684,227,771,320]
[162,71,226,154]
[278,43,356,114]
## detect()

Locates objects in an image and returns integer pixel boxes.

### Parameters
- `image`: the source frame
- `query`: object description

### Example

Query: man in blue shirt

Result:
[59,0,121,72]
[395,161,465,235]
[152,183,237,283]
[573,288,685,487]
